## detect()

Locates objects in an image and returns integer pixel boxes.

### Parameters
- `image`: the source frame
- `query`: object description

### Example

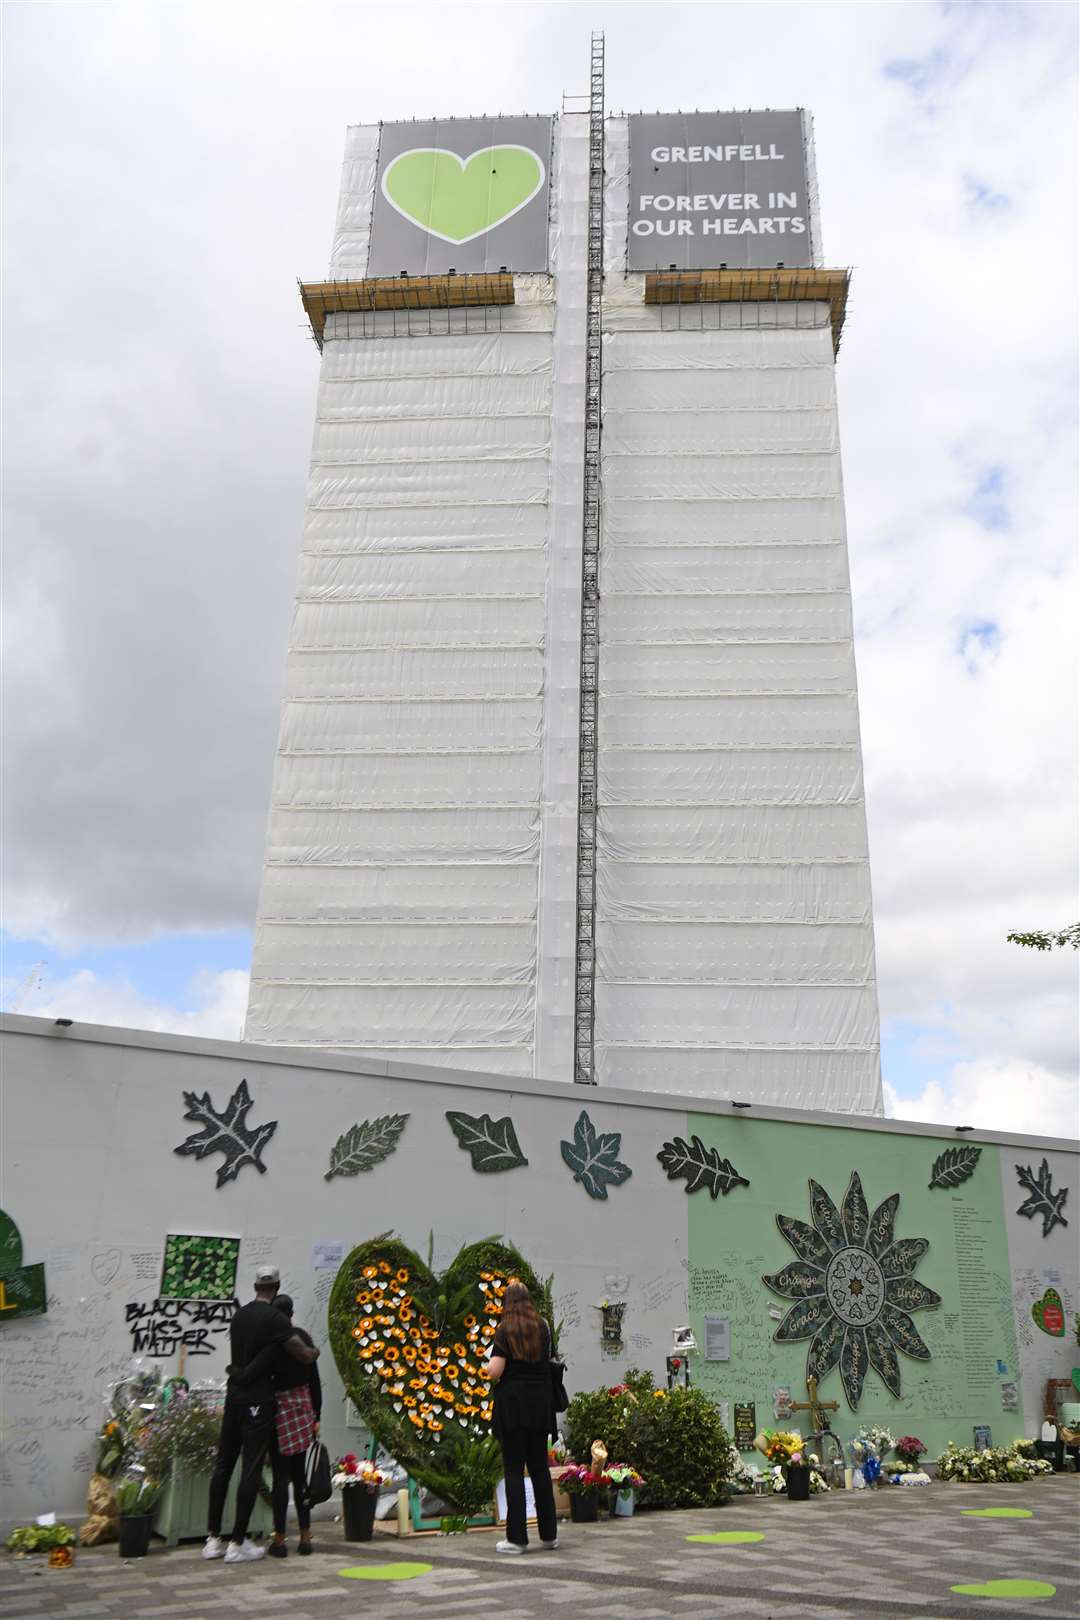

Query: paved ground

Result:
[3,1477,1076,1619]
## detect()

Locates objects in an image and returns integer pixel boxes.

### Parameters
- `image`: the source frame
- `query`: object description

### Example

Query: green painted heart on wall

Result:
[1030,1287,1065,1337]
[381,146,545,244]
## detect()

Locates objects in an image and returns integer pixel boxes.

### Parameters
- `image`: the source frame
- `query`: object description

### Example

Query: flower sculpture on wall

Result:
[762,1172,941,1409]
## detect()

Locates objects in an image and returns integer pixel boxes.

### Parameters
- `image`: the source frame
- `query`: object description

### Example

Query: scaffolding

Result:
[643,268,851,353]
[574,30,605,1085]
[299,274,515,348]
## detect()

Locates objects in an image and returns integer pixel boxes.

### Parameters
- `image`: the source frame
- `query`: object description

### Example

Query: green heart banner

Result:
[329,1234,553,1499]
[382,146,545,244]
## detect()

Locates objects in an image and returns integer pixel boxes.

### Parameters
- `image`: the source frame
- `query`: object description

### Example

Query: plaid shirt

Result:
[276,1385,316,1456]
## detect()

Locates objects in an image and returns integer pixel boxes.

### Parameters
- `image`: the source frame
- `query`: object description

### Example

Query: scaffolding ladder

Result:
[574,30,604,1085]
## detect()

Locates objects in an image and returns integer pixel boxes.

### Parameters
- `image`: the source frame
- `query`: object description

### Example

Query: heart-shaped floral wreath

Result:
[329,1233,554,1491]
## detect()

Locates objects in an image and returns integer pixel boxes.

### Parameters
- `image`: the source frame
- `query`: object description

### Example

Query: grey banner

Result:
[627,110,811,271]
[368,116,553,277]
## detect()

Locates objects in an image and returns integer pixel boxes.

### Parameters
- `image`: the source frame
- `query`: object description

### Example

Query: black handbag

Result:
[303,1439,333,1506]
[550,1358,569,1413]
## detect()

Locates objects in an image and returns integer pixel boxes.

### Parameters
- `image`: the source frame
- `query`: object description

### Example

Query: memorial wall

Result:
[1,1016,1075,1528]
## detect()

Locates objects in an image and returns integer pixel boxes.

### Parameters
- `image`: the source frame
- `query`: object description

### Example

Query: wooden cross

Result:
[787,1376,839,1434]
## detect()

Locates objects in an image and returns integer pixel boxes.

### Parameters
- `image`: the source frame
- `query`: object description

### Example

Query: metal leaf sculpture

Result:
[928,1146,982,1190]
[1015,1159,1069,1237]
[325,1115,409,1181]
[445,1111,528,1173]
[657,1135,749,1199]
[174,1079,277,1188]
[560,1109,632,1201]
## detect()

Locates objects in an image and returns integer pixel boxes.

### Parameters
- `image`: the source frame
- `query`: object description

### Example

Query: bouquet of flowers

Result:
[725,1444,761,1494]
[936,1441,1053,1483]
[604,1464,644,1491]
[333,1454,386,1491]
[556,1464,608,1496]
[854,1424,895,1459]
[756,1429,807,1470]
[807,1452,831,1494]
[895,1435,925,1464]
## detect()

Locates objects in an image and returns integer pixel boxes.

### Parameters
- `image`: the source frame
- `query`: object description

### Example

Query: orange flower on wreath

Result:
[464,1314,478,1328]
[399,1306,414,1322]
[378,1260,392,1274]
[402,1395,417,1408]
[402,1346,417,1364]
[407,1412,424,1428]
[384,1346,400,1362]
[453,1342,467,1358]
[362,1264,378,1279]
[395,1268,410,1284]
[409,1376,426,1391]
[356,1291,373,1305]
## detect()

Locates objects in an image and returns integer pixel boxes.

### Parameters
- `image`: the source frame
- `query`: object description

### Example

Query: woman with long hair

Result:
[484,1279,559,1554]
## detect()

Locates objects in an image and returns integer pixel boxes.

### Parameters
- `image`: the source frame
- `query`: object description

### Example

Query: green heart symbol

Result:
[950,1579,1055,1598]
[329,1234,550,1501]
[1031,1287,1065,1337]
[382,146,545,244]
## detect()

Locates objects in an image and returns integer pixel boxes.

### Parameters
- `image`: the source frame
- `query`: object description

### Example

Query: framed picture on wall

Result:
[160,1234,240,1301]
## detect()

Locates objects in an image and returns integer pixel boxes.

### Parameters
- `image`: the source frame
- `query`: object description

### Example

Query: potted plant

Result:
[334,1455,386,1542]
[605,1464,644,1517]
[114,1476,162,1558]
[557,1465,607,1523]
[757,1430,810,1500]
[895,1435,926,1467]
[6,1522,76,1561]
[137,1388,272,1546]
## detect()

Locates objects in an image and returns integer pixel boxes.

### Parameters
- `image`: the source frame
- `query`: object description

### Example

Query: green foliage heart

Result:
[328,1233,553,1511]
[382,146,545,243]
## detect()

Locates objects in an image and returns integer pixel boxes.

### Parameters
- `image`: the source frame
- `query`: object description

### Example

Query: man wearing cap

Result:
[203,1265,319,1564]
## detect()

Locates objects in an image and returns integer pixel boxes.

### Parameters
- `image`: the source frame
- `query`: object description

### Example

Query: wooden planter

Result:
[153,1462,273,1547]
[550,1469,571,1518]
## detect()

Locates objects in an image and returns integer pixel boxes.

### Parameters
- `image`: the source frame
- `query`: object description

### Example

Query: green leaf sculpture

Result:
[928,1146,982,1190]
[657,1135,749,1199]
[325,1115,409,1181]
[174,1080,277,1188]
[560,1109,632,1200]
[446,1111,528,1174]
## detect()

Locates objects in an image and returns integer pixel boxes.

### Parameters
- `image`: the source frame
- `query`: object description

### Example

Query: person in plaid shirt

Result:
[266,1295,321,1556]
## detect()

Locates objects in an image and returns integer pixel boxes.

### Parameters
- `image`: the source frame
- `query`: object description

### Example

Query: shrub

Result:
[632,1387,733,1508]
[7,1523,76,1554]
[562,1367,733,1508]
[563,1385,637,1465]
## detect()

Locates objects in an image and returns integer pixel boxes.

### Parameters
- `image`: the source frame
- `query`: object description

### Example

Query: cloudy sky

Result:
[3,0,1077,1136]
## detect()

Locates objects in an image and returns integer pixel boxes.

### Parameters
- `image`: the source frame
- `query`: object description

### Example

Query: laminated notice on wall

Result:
[704,1314,730,1361]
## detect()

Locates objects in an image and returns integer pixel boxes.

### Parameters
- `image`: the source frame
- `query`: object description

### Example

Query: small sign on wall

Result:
[973,1425,992,1450]
[704,1314,730,1361]
[734,1402,757,1450]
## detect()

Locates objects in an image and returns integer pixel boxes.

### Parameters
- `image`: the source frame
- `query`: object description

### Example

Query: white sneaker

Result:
[495,1539,526,1554]
[540,1537,559,1549]
[202,1536,225,1560]
[223,1538,266,1563]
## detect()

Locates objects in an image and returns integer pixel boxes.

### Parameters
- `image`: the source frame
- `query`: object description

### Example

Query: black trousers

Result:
[500,1424,558,1547]
[207,1396,275,1542]
[270,1437,311,1533]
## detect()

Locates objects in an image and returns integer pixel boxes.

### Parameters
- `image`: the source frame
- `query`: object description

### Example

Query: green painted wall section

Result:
[685,1115,1022,1460]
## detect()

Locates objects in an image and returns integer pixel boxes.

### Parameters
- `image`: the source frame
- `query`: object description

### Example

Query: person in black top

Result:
[484,1279,559,1553]
[203,1265,319,1564]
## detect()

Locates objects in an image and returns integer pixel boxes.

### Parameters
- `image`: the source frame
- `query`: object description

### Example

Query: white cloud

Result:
[3,2,1076,1109]
[884,1056,1079,1140]
[26,969,250,1042]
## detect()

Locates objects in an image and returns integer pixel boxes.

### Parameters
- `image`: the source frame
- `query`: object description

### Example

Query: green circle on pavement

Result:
[950,1579,1055,1599]
[686,1530,765,1544]
[339,1561,433,1581]
[961,1508,1033,1519]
